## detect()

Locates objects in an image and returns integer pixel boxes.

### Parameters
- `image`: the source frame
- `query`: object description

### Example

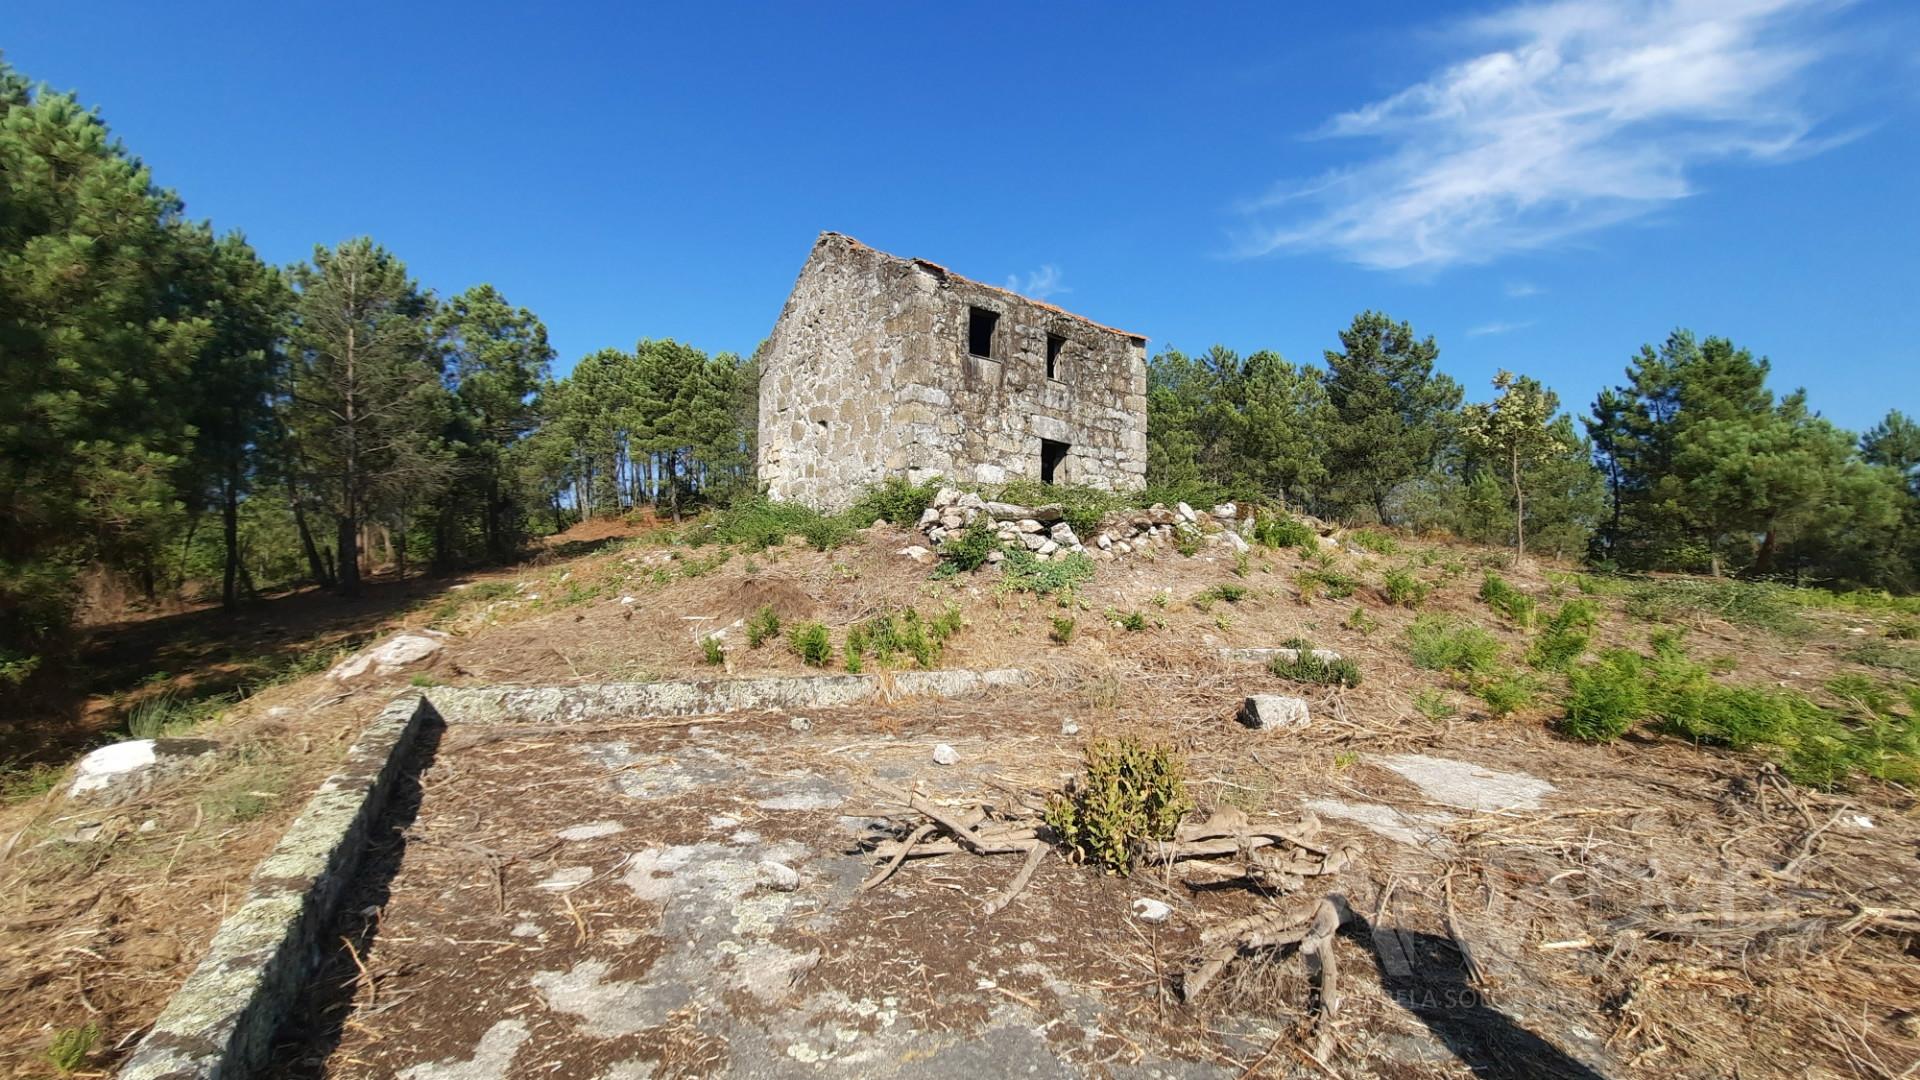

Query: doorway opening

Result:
[1040,438,1069,485]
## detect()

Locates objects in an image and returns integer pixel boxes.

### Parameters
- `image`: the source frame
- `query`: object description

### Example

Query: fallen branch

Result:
[981,843,1048,916]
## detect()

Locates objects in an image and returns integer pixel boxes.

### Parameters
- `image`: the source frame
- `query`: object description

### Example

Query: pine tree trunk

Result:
[1511,449,1526,558]
[290,481,333,589]
[221,469,241,609]
[337,514,362,597]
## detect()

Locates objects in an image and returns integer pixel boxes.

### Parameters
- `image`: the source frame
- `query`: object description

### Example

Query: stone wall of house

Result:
[757,233,1147,511]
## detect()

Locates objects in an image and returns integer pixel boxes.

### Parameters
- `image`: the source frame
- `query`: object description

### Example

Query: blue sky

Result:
[7,1,1917,431]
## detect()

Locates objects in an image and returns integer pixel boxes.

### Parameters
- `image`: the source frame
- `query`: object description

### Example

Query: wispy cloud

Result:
[1468,319,1537,336]
[1505,280,1545,298]
[1243,0,1856,270]
[1005,265,1068,300]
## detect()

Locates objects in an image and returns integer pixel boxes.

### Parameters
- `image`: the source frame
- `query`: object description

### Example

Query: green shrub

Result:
[1174,529,1202,557]
[1269,638,1362,688]
[1562,650,1649,741]
[790,622,833,666]
[47,1023,99,1074]
[1296,568,1359,602]
[745,605,781,648]
[1624,578,1810,637]
[700,497,851,552]
[848,475,943,525]
[843,605,962,669]
[1887,620,1920,641]
[800,515,856,552]
[1478,572,1538,628]
[1049,615,1076,644]
[701,637,725,666]
[1473,667,1541,718]
[1044,736,1192,872]
[1527,599,1601,671]
[1381,567,1429,609]
[998,548,1095,597]
[938,518,999,572]
[1413,689,1458,721]
[1405,615,1501,675]
[1845,641,1920,679]
[990,479,1124,537]
[0,762,61,804]
[1349,528,1400,555]
[122,689,228,740]
[1117,610,1147,632]
[1252,515,1316,551]
[1345,606,1380,635]
[1193,583,1247,609]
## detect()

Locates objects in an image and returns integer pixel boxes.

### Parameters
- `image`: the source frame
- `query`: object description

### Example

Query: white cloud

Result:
[1243,0,1855,270]
[1505,280,1545,297]
[1468,319,1537,336]
[1004,265,1068,300]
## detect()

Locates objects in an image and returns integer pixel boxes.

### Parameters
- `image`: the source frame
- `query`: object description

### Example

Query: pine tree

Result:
[1321,312,1462,522]
[1461,371,1565,557]
[283,239,445,597]
[435,284,554,561]
[0,59,212,677]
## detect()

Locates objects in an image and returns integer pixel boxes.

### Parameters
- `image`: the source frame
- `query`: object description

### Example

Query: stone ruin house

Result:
[756,232,1148,510]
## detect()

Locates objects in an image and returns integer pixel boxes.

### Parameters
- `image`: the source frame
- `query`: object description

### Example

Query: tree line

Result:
[0,58,750,687]
[5,52,1916,694]
[1148,318,1917,588]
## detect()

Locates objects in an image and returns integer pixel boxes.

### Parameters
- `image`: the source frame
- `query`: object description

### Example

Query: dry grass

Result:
[1,517,1916,1076]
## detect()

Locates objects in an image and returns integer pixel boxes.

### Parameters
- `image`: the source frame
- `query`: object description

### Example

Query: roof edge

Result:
[813,231,1148,344]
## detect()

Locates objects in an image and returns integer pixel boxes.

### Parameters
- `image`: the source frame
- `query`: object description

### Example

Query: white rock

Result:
[1115,541,1132,555]
[327,631,448,681]
[1021,532,1047,551]
[1131,898,1173,922]
[619,595,636,605]
[1224,530,1251,555]
[957,491,987,511]
[1375,753,1556,812]
[1048,522,1078,545]
[932,743,959,766]
[789,716,812,732]
[1211,502,1238,520]
[984,501,1031,520]
[1096,533,1113,550]
[67,738,218,802]
[918,507,941,528]
[1239,695,1311,731]
[932,486,962,509]
[1015,519,1045,534]
[1174,502,1197,523]
[557,821,626,841]
[897,545,937,565]
[1036,539,1059,556]
[1060,720,1080,736]
[985,548,1004,564]
[758,860,801,891]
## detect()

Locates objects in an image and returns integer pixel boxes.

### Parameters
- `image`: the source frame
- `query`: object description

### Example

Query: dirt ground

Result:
[4,520,1918,1077]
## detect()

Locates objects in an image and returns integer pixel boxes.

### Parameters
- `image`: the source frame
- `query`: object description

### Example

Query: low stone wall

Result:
[427,667,1032,725]
[119,694,436,1080]
[122,669,1033,1077]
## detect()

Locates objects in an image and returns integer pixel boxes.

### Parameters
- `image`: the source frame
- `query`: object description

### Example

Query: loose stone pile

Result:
[909,487,1260,563]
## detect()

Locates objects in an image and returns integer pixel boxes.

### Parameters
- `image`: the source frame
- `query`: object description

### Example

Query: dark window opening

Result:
[967,306,998,359]
[1040,438,1069,485]
[1045,333,1065,380]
